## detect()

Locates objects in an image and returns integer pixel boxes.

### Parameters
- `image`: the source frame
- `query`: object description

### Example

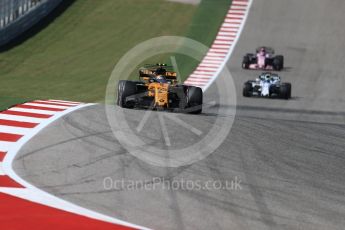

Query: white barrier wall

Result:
[0,0,63,46]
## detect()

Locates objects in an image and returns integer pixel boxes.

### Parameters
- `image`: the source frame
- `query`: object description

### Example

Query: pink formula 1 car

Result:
[242,47,284,71]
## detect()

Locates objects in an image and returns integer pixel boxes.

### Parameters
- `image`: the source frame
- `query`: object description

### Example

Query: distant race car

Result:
[117,63,203,113]
[243,72,291,99]
[242,47,284,71]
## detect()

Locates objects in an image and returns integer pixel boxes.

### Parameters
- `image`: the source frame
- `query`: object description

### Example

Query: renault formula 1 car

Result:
[242,47,284,71]
[243,72,291,99]
[117,64,203,113]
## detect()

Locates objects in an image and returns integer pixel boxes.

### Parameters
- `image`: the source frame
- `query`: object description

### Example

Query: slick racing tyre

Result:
[117,80,137,108]
[186,86,203,114]
[273,55,284,71]
[242,56,250,69]
[280,83,291,99]
[243,82,253,97]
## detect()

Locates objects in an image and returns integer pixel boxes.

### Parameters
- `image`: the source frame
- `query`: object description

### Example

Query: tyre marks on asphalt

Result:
[0,100,142,230]
[0,100,81,188]
[0,1,255,228]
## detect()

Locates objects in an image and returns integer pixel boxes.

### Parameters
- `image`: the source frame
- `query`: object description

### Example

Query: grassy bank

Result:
[0,0,231,110]
[177,0,231,78]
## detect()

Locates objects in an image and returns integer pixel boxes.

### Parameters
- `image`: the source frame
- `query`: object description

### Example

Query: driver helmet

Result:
[155,67,166,75]
[264,74,271,82]
[156,75,167,83]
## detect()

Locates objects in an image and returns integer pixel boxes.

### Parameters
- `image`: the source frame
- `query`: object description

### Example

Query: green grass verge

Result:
[0,0,231,110]
[177,0,232,79]
[0,96,28,111]
[0,0,196,106]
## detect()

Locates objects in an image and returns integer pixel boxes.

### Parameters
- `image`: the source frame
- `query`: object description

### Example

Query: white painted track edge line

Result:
[34,100,80,107]
[0,125,32,135]
[48,99,81,104]
[202,0,254,91]
[1,103,150,230]
[0,162,5,175]
[0,141,15,152]
[184,0,253,89]
[0,114,45,123]
[9,107,57,115]
[23,102,71,109]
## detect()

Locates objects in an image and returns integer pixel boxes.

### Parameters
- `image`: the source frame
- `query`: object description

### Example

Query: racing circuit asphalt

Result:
[13,0,345,229]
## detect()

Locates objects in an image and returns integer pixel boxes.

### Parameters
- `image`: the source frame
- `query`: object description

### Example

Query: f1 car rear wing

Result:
[139,63,178,80]
[255,46,275,55]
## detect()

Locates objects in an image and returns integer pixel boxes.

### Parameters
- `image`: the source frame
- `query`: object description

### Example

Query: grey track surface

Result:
[14,0,345,229]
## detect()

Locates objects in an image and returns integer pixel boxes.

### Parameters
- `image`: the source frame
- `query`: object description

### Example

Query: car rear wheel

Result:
[170,86,187,111]
[186,86,203,114]
[243,82,252,97]
[242,56,250,69]
[117,80,137,108]
[280,83,291,99]
[273,55,284,71]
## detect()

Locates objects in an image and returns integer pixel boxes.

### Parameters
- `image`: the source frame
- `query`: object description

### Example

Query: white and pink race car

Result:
[242,47,284,71]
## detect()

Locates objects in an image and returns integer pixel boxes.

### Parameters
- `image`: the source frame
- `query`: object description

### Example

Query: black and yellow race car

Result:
[117,64,203,114]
